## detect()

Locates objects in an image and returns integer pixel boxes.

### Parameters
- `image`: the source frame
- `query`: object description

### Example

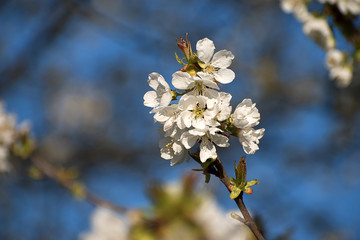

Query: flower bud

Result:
[176,33,196,63]
[244,187,253,194]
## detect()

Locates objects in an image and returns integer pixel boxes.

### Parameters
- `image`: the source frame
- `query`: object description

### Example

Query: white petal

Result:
[172,141,183,154]
[196,38,215,64]
[154,111,169,123]
[163,117,175,131]
[192,118,206,129]
[172,71,194,90]
[217,106,232,121]
[180,111,192,128]
[159,138,173,159]
[159,137,170,148]
[212,50,234,68]
[155,73,170,91]
[214,68,235,84]
[160,92,172,107]
[189,128,206,136]
[204,88,220,99]
[148,72,160,90]
[212,134,230,147]
[243,141,259,155]
[176,116,186,129]
[143,91,158,108]
[170,151,186,166]
[181,132,198,149]
[199,138,217,162]
[253,128,265,140]
[202,79,220,89]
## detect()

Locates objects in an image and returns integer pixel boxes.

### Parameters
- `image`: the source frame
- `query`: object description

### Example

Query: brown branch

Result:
[31,156,127,213]
[325,4,360,48]
[212,156,265,240]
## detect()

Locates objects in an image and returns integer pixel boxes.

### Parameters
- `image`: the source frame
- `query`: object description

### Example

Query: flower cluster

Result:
[280,0,359,87]
[144,35,264,166]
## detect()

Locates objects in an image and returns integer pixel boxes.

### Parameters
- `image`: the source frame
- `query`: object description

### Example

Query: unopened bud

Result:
[244,187,253,194]
[176,33,195,62]
[228,184,234,191]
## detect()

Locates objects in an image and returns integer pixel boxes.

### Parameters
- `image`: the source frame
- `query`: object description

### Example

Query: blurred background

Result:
[0,0,360,239]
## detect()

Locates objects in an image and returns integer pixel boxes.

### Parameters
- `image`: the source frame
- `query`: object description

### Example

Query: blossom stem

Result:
[213,155,264,240]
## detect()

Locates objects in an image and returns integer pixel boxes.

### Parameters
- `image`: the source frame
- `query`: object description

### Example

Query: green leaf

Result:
[205,173,211,183]
[230,186,242,199]
[201,158,215,169]
[230,176,236,184]
[246,179,259,187]
[175,52,186,65]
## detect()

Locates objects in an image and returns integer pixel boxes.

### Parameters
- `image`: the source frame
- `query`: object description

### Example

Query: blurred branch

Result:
[31,155,128,213]
[0,0,74,93]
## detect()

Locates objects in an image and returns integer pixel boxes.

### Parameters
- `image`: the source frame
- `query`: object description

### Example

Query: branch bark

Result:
[212,156,265,240]
[32,156,127,213]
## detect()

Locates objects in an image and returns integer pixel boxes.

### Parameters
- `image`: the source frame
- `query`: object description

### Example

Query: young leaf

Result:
[205,173,211,183]
[175,52,186,65]
[230,186,242,199]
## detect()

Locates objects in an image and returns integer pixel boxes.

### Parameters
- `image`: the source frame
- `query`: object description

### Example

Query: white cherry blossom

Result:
[145,36,265,165]
[143,72,172,110]
[172,71,219,99]
[196,38,235,84]
[159,136,188,166]
[153,104,185,134]
[238,128,265,155]
[232,99,264,154]
[181,127,229,162]
[178,95,218,130]
[233,99,260,129]
[207,92,232,122]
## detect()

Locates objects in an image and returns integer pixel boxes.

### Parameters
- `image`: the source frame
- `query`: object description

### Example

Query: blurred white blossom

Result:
[326,49,353,87]
[50,87,112,133]
[280,0,358,87]
[0,103,17,173]
[303,17,335,50]
[281,0,312,22]
[80,207,128,240]
[336,0,360,15]
[194,196,252,240]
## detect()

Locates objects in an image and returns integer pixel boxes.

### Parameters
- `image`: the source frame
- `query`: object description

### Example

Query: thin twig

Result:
[31,156,128,213]
[210,155,265,240]
[231,212,246,224]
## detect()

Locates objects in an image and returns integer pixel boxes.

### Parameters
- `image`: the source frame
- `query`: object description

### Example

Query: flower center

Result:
[204,63,219,74]
[164,141,174,153]
[193,104,204,119]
